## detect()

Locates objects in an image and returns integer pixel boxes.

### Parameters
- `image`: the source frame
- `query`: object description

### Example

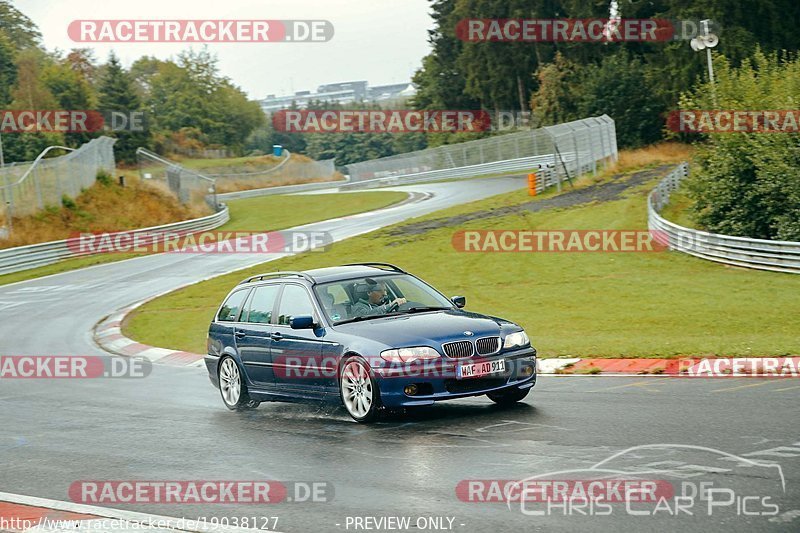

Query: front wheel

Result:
[340,356,380,423]
[487,387,530,405]
[219,356,260,410]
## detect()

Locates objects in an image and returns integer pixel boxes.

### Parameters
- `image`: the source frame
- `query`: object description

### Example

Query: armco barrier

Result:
[0,206,229,276]
[216,176,351,200]
[340,155,563,192]
[648,163,800,274]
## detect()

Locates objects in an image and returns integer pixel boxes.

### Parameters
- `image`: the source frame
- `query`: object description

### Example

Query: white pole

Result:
[706,47,715,84]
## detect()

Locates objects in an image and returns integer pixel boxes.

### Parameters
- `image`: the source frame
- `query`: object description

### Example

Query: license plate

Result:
[457,359,506,379]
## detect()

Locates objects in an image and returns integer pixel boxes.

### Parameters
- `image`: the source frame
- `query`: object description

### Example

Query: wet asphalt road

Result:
[1,369,799,532]
[1,175,798,532]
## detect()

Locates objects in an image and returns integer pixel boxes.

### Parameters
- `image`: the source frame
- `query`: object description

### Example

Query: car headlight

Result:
[503,331,529,349]
[380,346,441,363]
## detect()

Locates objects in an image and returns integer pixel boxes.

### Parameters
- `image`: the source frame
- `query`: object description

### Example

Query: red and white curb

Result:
[541,357,800,376]
[0,492,269,533]
[93,302,205,369]
[93,301,800,377]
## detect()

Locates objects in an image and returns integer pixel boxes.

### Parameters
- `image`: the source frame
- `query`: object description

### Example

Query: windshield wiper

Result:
[400,306,452,314]
[335,314,390,325]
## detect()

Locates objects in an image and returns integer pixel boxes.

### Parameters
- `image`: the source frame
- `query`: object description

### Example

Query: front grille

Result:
[445,378,508,394]
[476,336,500,355]
[443,340,474,359]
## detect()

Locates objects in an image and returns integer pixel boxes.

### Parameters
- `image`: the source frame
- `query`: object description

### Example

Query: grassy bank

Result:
[0,190,407,287]
[124,153,799,358]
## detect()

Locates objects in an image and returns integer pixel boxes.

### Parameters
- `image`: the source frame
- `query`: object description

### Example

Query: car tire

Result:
[487,387,530,405]
[339,356,380,423]
[218,356,260,411]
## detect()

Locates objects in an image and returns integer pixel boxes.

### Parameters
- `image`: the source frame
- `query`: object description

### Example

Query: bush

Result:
[681,51,800,240]
[61,195,77,210]
[96,170,113,186]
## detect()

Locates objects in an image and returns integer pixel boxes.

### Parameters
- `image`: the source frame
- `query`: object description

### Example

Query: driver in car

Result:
[352,279,406,317]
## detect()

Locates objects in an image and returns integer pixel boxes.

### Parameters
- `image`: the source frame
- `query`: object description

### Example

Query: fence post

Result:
[33,164,44,209]
[570,125,581,176]
[2,170,12,234]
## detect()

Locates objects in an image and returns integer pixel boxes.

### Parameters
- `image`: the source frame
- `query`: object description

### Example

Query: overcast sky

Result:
[14,0,434,99]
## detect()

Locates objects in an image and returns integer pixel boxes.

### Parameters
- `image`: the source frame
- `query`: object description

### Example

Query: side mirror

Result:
[451,296,466,309]
[290,315,315,329]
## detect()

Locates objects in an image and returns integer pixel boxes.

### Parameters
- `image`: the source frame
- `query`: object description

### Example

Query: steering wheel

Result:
[394,301,422,312]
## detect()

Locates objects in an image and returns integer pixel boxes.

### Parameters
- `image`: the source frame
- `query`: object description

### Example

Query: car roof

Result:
[239,264,405,286]
[302,266,399,284]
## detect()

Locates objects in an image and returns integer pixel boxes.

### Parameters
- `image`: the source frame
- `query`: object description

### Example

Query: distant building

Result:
[260,81,416,113]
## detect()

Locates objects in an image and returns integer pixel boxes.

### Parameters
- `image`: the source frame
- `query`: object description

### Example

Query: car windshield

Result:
[314,274,454,323]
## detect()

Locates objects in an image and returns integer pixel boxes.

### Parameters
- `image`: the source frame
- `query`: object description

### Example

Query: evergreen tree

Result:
[98,52,149,163]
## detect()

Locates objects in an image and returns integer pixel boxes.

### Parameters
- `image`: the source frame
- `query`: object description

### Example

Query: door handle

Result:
[270,332,283,341]
[234,330,246,339]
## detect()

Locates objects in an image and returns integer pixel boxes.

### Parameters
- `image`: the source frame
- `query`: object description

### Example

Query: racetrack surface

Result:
[1,174,798,532]
[2,372,798,532]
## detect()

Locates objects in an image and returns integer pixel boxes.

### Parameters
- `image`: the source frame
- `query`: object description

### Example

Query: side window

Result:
[277,285,315,325]
[218,289,249,322]
[244,285,281,324]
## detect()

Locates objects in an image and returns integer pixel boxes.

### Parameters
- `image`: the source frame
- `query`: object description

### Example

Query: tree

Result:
[0,30,16,105]
[0,0,41,48]
[43,59,98,146]
[98,52,150,163]
[683,51,800,240]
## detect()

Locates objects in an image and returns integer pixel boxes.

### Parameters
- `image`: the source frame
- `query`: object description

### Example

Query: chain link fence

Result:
[0,136,116,235]
[345,115,617,185]
[136,149,339,208]
[206,155,337,194]
[136,148,219,210]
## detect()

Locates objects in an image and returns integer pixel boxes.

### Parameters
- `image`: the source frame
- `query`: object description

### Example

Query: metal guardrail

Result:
[648,163,800,274]
[0,206,230,276]
[204,149,291,177]
[339,154,564,191]
[217,176,351,200]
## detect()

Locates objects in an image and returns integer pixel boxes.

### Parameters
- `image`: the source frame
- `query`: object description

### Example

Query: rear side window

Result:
[277,284,315,325]
[244,285,280,324]
[218,289,249,322]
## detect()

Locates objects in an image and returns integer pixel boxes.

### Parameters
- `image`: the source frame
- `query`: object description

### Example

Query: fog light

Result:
[404,384,418,396]
[522,366,534,376]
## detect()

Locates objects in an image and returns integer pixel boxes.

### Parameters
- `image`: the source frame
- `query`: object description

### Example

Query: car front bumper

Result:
[374,347,537,407]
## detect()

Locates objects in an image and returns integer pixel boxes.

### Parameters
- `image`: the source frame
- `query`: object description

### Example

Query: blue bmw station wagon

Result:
[205,263,537,422]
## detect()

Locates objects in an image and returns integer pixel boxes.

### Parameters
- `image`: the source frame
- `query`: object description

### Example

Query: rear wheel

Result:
[219,356,260,410]
[340,356,380,423]
[487,387,530,405]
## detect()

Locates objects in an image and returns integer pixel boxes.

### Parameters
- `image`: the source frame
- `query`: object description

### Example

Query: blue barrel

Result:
[272,144,283,157]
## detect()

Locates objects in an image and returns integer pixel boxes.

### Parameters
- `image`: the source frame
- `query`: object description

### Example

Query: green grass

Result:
[0,191,407,287]
[660,189,699,228]
[124,170,800,358]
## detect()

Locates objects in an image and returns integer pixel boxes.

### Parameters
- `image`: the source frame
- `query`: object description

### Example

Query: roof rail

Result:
[343,262,405,273]
[239,271,315,285]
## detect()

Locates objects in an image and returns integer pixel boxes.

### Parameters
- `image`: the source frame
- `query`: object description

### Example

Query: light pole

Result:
[690,19,719,85]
